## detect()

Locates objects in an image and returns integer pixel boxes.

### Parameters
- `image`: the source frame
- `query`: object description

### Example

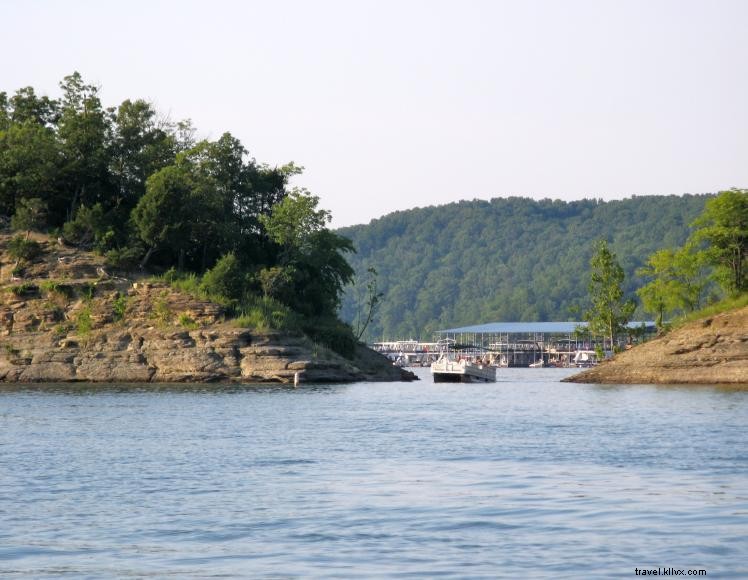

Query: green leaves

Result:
[584,240,635,348]
[690,188,748,294]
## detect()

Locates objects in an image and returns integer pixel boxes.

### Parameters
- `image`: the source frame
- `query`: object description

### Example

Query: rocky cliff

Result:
[564,305,748,384]
[0,234,413,384]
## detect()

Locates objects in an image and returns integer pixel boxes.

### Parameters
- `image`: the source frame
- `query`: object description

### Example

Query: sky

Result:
[3,0,747,227]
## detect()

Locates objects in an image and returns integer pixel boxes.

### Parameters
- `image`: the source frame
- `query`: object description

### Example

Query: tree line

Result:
[1,73,357,353]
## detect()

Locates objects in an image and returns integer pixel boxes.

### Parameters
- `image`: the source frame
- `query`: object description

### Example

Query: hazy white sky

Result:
[3,0,747,226]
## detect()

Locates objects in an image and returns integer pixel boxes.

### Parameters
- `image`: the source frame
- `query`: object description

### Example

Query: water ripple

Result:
[1,369,747,577]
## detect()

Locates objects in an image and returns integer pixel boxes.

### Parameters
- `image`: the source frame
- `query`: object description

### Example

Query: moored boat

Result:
[431,355,496,383]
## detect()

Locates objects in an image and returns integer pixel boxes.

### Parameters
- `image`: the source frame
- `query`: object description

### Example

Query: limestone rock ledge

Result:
[564,305,748,384]
[0,326,412,384]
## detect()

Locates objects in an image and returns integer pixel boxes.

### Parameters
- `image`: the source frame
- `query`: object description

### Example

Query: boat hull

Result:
[430,358,496,383]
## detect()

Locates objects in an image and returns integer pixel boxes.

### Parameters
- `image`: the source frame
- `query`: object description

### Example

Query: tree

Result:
[132,164,194,268]
[11,197,47,240]
[259,188,331,253]
[584,240,635,352]
[259,190,354,316]
[109,99,175,212]
[56,72,113,219]
[690,189,748,295]
[636,243,706,330]
[354,267,383,340]
[0,122,60,217]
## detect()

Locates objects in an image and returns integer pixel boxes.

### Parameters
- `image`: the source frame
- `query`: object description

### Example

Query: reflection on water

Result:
[1,368,747,578]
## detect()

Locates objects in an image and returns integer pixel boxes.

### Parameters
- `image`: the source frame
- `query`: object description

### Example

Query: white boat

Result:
[572,350,598,367]
[529,359,545,368]
[431,355,496,383]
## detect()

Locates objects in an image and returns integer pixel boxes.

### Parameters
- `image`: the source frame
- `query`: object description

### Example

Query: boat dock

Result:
[372,321,655,368]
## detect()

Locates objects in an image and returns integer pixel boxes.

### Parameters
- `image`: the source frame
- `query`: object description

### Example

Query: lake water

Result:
[1,368,747,578]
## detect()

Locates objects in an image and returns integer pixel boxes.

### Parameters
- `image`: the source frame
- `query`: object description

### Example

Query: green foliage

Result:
[259,188,331,251]
[669,292,748,330]
[40,280,73,299]
[339,195,709,340]
[636,243,706,329]
[104,244,143,273]
[689,189,748,294]
[7,235,41,260]
[8,283,36,297]
[10,197,47,236]
[302,316,357,359]
[0,74,364,346]
[75,306,93,336]
[151,294,172,326]
[178,313,198,330]
[199,253,244,302]
[353,266,383,340]
[258,265,296,302]
[62,203,111,250]
[584,240,636,349]
[112,293,128,322]
[234,296,300,332]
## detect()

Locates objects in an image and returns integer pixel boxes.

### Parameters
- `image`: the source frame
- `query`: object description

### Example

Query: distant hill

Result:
[337,195,711,340]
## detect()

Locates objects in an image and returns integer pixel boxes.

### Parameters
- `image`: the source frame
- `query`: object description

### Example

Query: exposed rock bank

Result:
[564,306,748,384]
[0,234,414,384]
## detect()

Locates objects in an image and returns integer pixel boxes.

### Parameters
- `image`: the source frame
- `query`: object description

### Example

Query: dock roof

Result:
[437,321,653,334]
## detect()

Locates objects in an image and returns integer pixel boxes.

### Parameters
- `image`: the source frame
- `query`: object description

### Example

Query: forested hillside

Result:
[338,195,711,340]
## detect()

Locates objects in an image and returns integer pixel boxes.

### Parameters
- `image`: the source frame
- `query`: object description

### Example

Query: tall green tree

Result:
[132,164,196,268]
[260,190,354,316]
[0,122,60,216]
[56,72,113,219]
[690,188,748,294]
[636,243,706,329]
[584,240,636,351]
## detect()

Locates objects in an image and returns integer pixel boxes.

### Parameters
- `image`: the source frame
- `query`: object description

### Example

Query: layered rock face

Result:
[0,235,411,384]
[564,305,748,384]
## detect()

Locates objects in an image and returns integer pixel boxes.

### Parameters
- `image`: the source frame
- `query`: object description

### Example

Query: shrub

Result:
[200,253,244,302]
[178,313,198,330]
[234,296,299,332]
[8,283,36,297]
[105,245,143,273]
[112,294,128,322]
[152,293,172,325]
[8,236,42,261]
[301,316,357,359]
[76,306,93,336]
[40,280,73,299]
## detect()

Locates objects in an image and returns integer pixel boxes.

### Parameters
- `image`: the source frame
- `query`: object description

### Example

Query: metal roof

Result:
[437,321,654,334]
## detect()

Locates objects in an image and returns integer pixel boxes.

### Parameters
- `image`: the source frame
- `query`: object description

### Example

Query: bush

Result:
[105,244,143,273]
[200,253,244,302]
[40,280,73,299]
[302,316,357,359]
[234,296,300,332]
[112,294,128,322]
[76,306,93,336]
[178,313,198,329]
[8,235,42,261]
[62,203,111,250]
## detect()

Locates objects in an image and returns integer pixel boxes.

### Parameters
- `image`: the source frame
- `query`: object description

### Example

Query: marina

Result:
[372,321,655,368]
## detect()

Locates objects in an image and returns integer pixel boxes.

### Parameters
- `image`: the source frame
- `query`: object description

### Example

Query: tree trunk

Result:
[140,246,155,269]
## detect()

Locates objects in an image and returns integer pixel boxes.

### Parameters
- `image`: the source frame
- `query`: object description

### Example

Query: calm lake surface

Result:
[1,368,747,578]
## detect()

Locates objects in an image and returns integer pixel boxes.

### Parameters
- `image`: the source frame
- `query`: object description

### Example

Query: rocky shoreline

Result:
[564,305,748,385]
[0,235,414,384]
